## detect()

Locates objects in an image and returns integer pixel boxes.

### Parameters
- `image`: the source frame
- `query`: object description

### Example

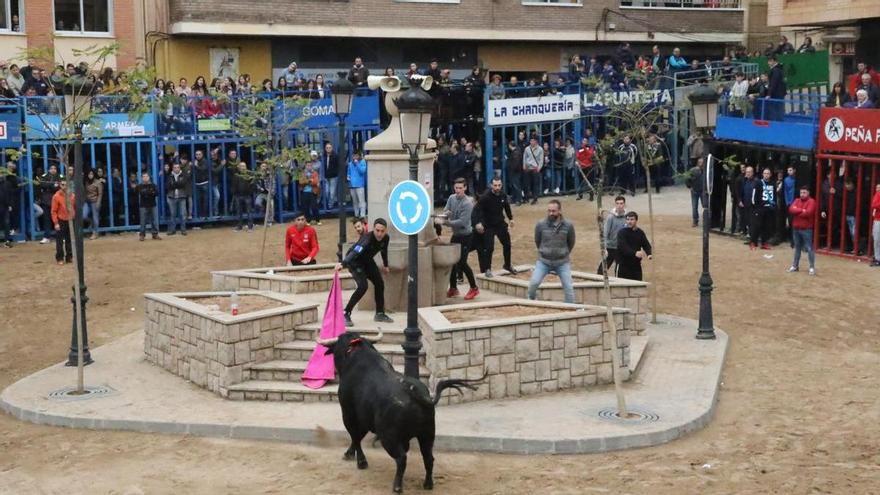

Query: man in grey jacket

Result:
[528,199,576,303]
[522,136,543,205]
[443,178,479,300]
[599,195,628,275]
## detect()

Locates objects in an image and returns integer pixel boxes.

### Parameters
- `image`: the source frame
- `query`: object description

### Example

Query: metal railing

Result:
[621,0,741,8]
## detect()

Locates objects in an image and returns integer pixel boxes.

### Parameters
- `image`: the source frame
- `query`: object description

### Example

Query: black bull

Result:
[320,331,480,493]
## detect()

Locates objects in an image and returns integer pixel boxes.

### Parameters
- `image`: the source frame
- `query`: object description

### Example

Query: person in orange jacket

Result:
[298,153,322,225]
[285,211,319,265]
[51,179,74,264]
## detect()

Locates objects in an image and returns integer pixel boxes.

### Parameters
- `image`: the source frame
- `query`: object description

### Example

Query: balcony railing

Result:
[621,0,742,8]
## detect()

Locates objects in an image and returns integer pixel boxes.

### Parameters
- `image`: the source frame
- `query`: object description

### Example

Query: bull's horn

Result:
[364,331,383,342]
[316,333,339,346]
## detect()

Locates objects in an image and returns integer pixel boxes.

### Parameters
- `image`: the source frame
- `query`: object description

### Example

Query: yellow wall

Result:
[478,44,562,73]
[157,37,271,84]
[53,36,118,68]
[0,34,27,61]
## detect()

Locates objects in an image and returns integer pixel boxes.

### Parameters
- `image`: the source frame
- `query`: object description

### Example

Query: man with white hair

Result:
[854,73,879,107]
[845,89,876,109]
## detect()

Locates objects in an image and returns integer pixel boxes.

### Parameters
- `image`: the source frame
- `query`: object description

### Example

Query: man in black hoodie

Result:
[765,56,787,121]
[750,167,776,250]
[336,218,393,326]
[231,162,255,232]
[474,177,515,277]
[616,211,652,281]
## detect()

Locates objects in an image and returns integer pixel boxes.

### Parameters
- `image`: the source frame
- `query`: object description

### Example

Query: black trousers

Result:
[616,258,643,281]
[345,261,385,314]
[597,248,618,275]
[523,171,541,201]
[750,207,775,244]
[481,224,512,272]
[450,233,477,289]
[55,222,72,262]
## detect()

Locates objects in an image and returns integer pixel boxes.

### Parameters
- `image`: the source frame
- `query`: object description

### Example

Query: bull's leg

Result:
[417,433,435,490]
[392,446,408,493]
[341,412,369,468]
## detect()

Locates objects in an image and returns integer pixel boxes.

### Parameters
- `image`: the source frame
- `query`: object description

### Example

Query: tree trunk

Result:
[644,166,658,324]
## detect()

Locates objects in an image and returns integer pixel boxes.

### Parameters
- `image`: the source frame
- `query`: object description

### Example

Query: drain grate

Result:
[48,385,116,402]
[597,407,660,424]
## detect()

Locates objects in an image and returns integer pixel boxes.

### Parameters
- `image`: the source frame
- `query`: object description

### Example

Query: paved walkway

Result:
[1,314,727,454]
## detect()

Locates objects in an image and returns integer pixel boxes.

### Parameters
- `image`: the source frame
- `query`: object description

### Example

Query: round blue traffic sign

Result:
[388,180,431,235]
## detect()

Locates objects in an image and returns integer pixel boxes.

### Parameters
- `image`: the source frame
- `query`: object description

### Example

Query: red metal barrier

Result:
[814,154,879,261]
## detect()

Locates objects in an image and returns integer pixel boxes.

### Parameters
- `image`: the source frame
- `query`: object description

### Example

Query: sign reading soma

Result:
[276,95,379,128]
[487,94,581,126]
[582,89,673,108]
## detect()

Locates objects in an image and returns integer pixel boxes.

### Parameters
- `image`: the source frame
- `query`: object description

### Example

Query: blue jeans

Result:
[167,196,187,233]
[139,206,159,236]
[570,168,581,193]
[792,228,815,269]
[527,259,575,303]
[326,176,339,207]
[84,201,100,233]
[691,191,705,225]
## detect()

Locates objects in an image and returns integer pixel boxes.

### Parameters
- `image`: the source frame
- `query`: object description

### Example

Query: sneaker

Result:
[316,221,322,226]
[9,229,15,235]
[484,269,494,278]
[761,243,771,250]
[446,288,460,298]
[167,231,177,236]
[464,288,479,300]
[57,260,65,265]
[749,242,756,251]
[374,312,394,323]
[4,241,12,248]
[576,194,583,200]
[139,235,145,242]
[40,237,51,244]
[871,260,880,267]
[233,227,242,232]
[787,266,798,273]
[503,265,518,275]
[152,235,161,240]
[344,313,354,327]
[543,189,549,195]
[808,268,816,276]
[554,187,560,194]
[181,231,187,236]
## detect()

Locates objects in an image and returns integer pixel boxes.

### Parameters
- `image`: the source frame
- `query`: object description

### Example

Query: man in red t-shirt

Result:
[575,137,595,201]
[285,212,319,265]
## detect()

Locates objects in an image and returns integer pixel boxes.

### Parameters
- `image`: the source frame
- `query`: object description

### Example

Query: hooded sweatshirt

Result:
[535,216,576,265]
[603,209,628,249]
[444,194,474,236]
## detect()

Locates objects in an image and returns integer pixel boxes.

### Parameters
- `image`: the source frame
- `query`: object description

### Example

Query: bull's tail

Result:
[432,375,484,405]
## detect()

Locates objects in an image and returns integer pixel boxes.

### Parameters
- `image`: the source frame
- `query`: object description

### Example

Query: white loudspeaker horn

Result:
[411,75,433,91]
[367,75,401,92]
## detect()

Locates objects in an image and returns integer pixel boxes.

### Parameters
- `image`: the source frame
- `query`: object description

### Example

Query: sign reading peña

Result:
[818,108,880,154]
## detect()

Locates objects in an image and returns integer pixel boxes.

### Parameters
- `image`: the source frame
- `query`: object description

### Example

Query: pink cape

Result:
[301,271,346,389]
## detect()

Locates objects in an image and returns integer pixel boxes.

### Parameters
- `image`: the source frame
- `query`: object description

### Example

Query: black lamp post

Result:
[688,85,720,340]
[395,81,434,379]
[331,75,355,261]
[58,76,95,366]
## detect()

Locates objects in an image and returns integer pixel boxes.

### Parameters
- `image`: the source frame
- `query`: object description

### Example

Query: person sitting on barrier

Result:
[336,217,393,327]
[285,211,319,266]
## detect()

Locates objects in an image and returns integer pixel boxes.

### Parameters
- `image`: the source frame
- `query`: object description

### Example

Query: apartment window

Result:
[620,0,742,8]
[54,0,111,34]
[523,0,582,5]
[0,0,24,32]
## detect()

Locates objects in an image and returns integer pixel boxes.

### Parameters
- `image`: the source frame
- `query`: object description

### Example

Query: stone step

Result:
[294,323,407,345]
[628,335,650,377]
[247,359,429,382]
[273,341,426,367]
[226,380,338,402]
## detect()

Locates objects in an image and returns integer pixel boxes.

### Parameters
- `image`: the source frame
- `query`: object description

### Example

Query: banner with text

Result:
[0,111,23,147]
[25,113,156,140]
[275,95,380,129]
[818,107,880,154]
[582,89,673,109]
[487,94,581,126]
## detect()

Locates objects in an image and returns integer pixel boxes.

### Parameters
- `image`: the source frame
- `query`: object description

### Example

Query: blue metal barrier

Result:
[715,94,821,151]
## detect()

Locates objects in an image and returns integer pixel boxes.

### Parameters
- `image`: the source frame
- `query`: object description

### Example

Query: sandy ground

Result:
[1,187,879,494]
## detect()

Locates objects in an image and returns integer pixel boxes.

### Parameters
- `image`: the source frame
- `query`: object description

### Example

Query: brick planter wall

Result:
[143,291,318,397]
[419,299,632,406]
[211,264,355,295]
[476,265,650,335]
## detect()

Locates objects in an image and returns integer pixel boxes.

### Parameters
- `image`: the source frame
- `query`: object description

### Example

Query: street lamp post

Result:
[688,85,720,341]
[331,76,355,261]
[60,80,95,367]
[395,81,434,379]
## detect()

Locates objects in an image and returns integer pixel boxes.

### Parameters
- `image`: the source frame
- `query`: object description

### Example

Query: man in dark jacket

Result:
[0,167,14,247]
[527,200,576,303]
[38,164,63,242]
[505,141,523,205]
[336,218,393,326]
[728,163,744,234]
[473,177,515,277]
[765,56,787,121]
[616,211,652,281]
[347,57,369,87]
[136,172,160,240]
[164,162,190,235]
[750,167,776,250]
[231,162,255,232]
[322,142,340,208]
[739,166,756,237]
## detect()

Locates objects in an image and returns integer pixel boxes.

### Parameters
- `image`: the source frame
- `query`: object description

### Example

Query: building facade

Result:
[0,0,143,68]
[155,0,745,83]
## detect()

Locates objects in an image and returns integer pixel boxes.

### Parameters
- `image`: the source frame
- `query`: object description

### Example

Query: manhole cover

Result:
[48,385,116,402]
[597,407,660,424]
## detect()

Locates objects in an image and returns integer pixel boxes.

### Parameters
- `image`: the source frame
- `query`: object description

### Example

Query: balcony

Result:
[621,0,742,8]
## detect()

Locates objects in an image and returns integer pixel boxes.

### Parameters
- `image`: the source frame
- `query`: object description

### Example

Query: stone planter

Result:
[419,299,632,405]
[211,263,355,295]
[143,290,318,398]
[476,264,650,335]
